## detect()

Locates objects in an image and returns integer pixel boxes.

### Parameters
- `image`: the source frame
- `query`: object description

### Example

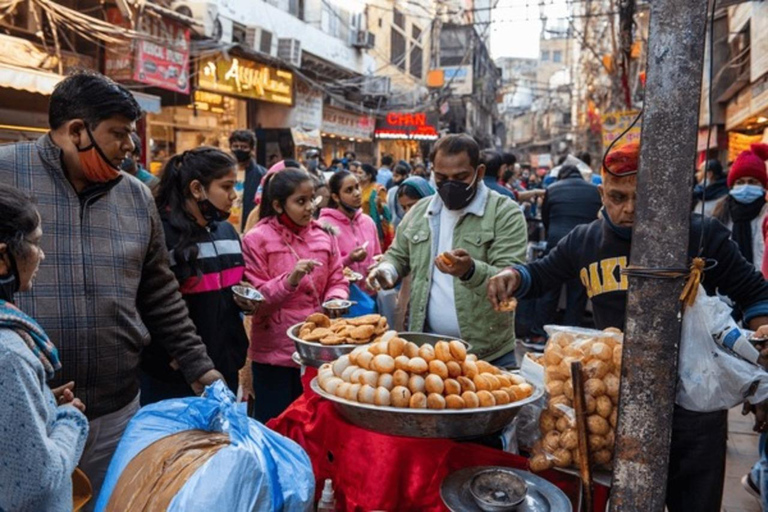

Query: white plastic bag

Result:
[677,285,768,412]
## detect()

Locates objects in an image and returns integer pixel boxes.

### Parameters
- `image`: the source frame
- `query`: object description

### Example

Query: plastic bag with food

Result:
[528,326,622,473]
[95,381,314,512]
[677,285,768,412]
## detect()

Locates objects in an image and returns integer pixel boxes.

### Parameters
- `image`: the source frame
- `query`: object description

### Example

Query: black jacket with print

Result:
[516,213,768,330]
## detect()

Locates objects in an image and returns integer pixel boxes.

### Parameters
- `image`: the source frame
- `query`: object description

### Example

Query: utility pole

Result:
[609,0,709,510]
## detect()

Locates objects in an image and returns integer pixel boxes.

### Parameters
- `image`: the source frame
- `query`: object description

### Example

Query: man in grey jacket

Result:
[0,71,223,501]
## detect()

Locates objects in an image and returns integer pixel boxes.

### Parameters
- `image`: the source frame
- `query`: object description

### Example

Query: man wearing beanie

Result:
[712,143,768,268]
[487,140,768,512]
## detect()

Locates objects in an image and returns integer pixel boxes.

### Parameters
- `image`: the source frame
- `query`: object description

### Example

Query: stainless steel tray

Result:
[441,466,572,512]
[289,324,473,368]
[310,377,543,439]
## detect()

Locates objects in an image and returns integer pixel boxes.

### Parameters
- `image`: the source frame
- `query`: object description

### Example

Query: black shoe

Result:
[521,336,547,352]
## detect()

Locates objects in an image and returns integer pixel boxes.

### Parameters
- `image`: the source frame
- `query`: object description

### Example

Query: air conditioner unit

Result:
[244,27,276,56]
[170,0,232,43]
[351,30,375,49]
[361,76,390,95]
[278,38,302,67]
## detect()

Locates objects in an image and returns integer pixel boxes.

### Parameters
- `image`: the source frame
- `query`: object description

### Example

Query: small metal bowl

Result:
[322,299,355,317]
[344,270,364,283]
[469,468,528,511]
[231,285,264,302]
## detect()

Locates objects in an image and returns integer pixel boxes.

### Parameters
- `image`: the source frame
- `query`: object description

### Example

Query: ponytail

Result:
[155,147,236,277]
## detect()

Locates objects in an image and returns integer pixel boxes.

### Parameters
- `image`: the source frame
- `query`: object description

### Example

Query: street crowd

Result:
[3,70,768,511]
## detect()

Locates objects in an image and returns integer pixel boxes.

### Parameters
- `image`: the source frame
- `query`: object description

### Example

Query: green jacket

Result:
[382,182,528,360]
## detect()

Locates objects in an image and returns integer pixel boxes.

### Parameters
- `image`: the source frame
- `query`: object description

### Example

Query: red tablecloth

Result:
[268,376,610,511]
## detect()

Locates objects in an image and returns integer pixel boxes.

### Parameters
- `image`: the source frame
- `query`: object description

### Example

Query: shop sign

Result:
[288,82,323,130]
[441,66,473,96]
[104,9,190,94]
[751,74,768,118]
[729,131,764,163]
[192,90,225,114]
[322,107,375,140]
[374,112,439,141]
[601,110,641,149]
[198,56,293,106]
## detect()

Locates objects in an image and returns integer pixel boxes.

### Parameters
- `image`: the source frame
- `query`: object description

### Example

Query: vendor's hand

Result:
[191,369,225,395]
[288,259,322,287]
[350,246,368,263]
[434,249,473,278]
[367,266,396,291]
[744,399,768,433]
[232,281,260,315]
[487,268,521,311]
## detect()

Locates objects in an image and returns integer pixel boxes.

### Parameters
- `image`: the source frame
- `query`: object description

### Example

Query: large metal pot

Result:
[310,378,543,439]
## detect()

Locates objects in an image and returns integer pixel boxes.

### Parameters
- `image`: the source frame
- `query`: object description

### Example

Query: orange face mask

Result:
[78,127,121,183]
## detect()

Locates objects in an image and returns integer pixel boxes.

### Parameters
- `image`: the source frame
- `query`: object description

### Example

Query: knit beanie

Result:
[603,141,640,177]
[727,143,768,189]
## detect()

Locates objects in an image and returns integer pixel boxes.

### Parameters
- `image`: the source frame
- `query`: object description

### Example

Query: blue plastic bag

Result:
[95,381,315,511]
[346,283,377,317]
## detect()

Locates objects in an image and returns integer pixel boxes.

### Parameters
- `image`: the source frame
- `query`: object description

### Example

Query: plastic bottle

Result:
[317,479,336,511]
[712,325,760,364]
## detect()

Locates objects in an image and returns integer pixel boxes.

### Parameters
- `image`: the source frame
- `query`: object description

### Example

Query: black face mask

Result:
[120,157,136,173]
[232,149,251,163]
[197,195,231,224]
[437,171,478,211]
[340,200,359,214]
[0,252,20,303]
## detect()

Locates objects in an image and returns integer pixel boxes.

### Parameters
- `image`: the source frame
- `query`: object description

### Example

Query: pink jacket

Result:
[242,216,349,366]
[318,208,382,295]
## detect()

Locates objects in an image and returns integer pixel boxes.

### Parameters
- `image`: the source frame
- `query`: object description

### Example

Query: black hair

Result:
[429,134,480,169]
[393,161,411,177]
[259,168,314,220]
[331,158,342,166]
[283,159,302,169]
[577,151,592,167]
[501,152,517,167]
[155,147,236,277]
[481,149,503,179]
[345,151,356,159]
[229,129,257,149]
[361,163,378,181]
[49,70,143,130]
[130,132,142,157]
[705,159,724,179]
[327,170,356,209]
[502,169,515,183]
[380,155,394,167]
[397,183,425,201]
[0,185,39,260]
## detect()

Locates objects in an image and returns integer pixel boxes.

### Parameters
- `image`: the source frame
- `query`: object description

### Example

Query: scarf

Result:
[400,177,436,199]
[693,178,728,204]
[602,207,632,241]
[0,300,61,380]
[278,212,306,235]
[727,195,766,263]
[366,187,394,250]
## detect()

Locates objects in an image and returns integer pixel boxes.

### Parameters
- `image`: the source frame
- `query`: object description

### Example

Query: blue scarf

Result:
[602,208,633,241]
[0,300,61,380]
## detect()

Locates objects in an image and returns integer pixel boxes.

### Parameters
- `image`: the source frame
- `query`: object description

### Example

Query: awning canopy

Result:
[0,62,162,113]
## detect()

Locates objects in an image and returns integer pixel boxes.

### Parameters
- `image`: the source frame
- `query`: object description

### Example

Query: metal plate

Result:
[289,324,473,368]
[441,467,572,512]
[310,378,543,439]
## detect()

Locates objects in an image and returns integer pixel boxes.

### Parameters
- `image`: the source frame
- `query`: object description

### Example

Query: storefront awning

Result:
[0,62,162,113]
[291,127,322,148]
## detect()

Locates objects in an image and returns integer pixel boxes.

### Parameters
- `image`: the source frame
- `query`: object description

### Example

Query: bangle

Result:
[459,261,476,282]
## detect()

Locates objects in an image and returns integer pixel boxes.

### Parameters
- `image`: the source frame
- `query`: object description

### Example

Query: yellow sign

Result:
[601,110,642,149]
[198,56,293,106]
[728,131,764,163]
[191,90,225,114]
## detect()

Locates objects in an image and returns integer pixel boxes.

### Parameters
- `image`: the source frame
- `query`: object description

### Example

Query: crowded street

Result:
[2,0,768,510]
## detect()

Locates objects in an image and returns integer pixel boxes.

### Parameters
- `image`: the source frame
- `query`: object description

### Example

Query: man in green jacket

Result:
[367,134,528,366]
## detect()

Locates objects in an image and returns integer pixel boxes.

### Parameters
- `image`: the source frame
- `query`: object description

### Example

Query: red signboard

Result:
[375,111,439,140]
[105,9,190,94]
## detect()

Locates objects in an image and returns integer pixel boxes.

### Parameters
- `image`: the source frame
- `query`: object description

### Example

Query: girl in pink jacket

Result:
[242,168,348,422]
[318,170,382,296]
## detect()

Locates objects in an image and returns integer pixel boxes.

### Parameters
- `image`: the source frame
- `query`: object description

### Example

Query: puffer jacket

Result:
[242,216,349,366]
[318,208,382,295]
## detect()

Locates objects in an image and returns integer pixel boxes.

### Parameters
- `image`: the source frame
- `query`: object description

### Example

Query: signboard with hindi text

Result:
[601,110,642,149]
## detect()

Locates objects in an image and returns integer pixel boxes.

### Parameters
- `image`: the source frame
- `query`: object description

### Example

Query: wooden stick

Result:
[572,361,594,512]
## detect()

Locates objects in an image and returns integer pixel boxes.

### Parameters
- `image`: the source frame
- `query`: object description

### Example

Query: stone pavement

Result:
[724,407,761,512]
